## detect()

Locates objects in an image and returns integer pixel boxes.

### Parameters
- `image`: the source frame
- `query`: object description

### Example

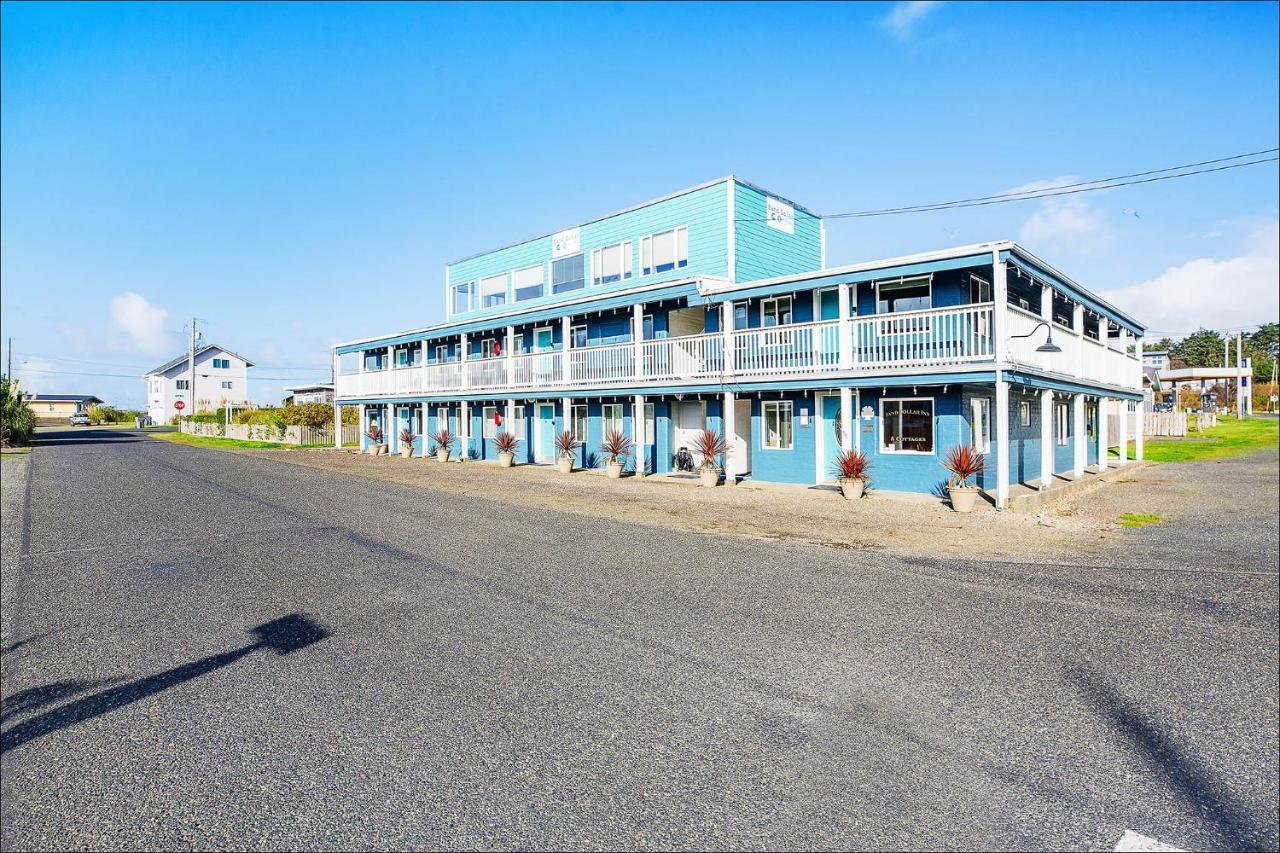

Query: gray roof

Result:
[27,394,104,403]
[146,344,254,376]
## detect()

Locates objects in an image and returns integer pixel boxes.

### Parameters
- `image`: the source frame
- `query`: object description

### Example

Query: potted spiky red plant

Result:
[942,445,985,513]
[832,449,870,500]
[398,427,416,459]
[492,430,519,468]
[432,428,454,463]
[366,424,385,456]
[555,430,578,474]
[599,429,633,479]
[691,428,729,487]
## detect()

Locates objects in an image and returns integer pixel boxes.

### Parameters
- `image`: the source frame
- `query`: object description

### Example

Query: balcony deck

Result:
[336,303,1140,400]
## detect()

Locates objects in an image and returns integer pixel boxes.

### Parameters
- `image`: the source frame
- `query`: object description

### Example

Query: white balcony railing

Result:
[335,301,1136,399]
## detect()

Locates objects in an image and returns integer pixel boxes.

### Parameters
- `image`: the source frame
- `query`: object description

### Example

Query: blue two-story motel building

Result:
[332,177,1147,509]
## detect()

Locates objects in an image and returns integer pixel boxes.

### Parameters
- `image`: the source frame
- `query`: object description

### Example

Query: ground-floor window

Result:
[1055,401,1069,446]
[602,403,624,437]
[511,405,526,440]
[762,400,794,450]
[572,404,588,443]
[881,398,934,454]
[483,406,498,439]
[1019,401,1031,427]
[971,397,991,452]
[1087,403,1097,440]
[436,407,450,433]
[643,403,655,445]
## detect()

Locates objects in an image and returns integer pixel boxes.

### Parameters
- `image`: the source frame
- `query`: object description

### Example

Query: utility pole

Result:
[1236,330,1244,419]
[6,337,11,381]
[189,318,197,415]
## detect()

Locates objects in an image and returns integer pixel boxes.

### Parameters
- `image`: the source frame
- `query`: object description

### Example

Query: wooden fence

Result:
[1104,410,1220,442]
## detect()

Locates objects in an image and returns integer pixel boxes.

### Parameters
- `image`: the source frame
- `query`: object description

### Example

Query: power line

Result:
[16,367,327,382]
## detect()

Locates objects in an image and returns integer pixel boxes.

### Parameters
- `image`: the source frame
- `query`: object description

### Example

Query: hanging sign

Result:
[766,197,794,234]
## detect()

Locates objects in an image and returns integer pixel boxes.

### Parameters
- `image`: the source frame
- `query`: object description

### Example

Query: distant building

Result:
[25,394,104,421]
[1142,349,1170,370]
[284,383,334,405]
[144,344,254,422]
[1161,360,1253,414]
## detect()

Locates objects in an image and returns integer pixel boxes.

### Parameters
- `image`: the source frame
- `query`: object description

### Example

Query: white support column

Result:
[854,388,862,454]
[506,396,516,440]
[562,315,573,385]
[721,300,735,377]
[1039,388,1053,489]
[837,283,853,371]
[992,253,1009,364]
[505,325,515,387]
[839,386,853,452]
[459,400,469,461]
[1236,330,1244,419]
[386,403,395,454]
[358,403,366,452]
[1115,397,1128,466]
[1073,303,1085,379]
[332,350,342,449]
[459,332,469,391]
[1072,393,1086,478]
[1098,397,1109,472]
[561,396,573,452]
[632,304,644,380]
[633,394,646,478]
[1134,397,1145,461]
[723,390,737,486]
[995,375,1010,509]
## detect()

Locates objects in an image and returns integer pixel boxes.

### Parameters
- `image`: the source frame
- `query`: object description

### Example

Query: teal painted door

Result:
[821,395,842,482]
[818,288,840,320]
[534,328,554,350]
[536,403,556,462]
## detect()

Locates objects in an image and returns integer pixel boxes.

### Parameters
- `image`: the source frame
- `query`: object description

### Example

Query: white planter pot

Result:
[557,456,574,474]
[401,445,414,459]
[948,485,979,513]
[840,478,865,501]
[375,444,388,456]
[436,449,450,463]
[498,451,515,468]
[606,461,623,479]
[699,468,719,488]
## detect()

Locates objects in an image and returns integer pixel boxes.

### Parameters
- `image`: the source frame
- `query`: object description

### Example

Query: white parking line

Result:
[1115,829,1184,852]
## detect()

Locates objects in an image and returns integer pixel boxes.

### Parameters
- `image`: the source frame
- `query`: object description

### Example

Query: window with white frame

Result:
[761,295,794,346]
[643,403,655,445]
[969,274,992,304]
[1020,401,1031,427]
[591,241,632,286]
[880,398,934,454]
[763,401,794,450]
[175,379,190,390]
[394,346,419,368]
[212,358,230,369]
[641,226,688,275]
[479,274,507,308]
[451,281,475,315]
[221,381,233,389]
[483,406,498,439]
[876,275,932,314]
[480,338,499,359]
[971,397,991,452]
[436,407,450,433]
[572,404,588,443]
[512,264,545,302]
[511,405,526,440]
[571,324,588,349]
[1055,401,1069,446]
[435,344,450,363]
[601,403,624,437]
[552,253,585,293]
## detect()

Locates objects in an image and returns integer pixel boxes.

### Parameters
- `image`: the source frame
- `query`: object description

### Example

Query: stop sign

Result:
[174,401,186,411]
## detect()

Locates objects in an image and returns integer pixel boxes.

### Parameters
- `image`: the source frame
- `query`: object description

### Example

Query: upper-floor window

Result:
[480,338,499,359]
[571,324,588,349]
[434,344,450,363]
[513,264,545,302]
[394,346,419,368]
[969,274,992,305]
[480,273,507,308]
[175,379,190,390]
[592,241,632,286]
[877,275,932,314]
[221,381,233,389]
[211,358,231,369]
[641,227,688,275]
[762,296,793,327]
[552,253,585,294]
[451,281,475,315]
[364,351,385,371]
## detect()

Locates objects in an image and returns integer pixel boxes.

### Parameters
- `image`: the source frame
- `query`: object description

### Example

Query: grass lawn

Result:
[1134,415,1279,462]
[149,431,296,450]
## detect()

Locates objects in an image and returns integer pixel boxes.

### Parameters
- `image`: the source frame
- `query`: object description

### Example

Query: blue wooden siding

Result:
[732,183,822,282]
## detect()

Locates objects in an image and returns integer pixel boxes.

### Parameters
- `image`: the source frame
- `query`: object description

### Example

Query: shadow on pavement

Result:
[1066,664,1266,849]
[0,678,123,725]
[0,613,329,755]
[33,429,150,446]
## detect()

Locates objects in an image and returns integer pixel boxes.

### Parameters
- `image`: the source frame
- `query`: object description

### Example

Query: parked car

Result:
[69,413,91,426]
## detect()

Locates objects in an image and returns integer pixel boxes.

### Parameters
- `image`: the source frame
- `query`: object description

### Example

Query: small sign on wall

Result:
[551,227,580,258]
[765,197,794,234]
[861,405,874,420]
[799,409,810,427]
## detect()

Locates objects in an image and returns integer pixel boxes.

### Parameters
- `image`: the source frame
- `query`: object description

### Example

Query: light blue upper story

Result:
[442,176,822,322]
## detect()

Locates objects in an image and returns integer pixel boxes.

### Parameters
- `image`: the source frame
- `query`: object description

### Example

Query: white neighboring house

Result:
[144,344,254,423]
[284,383,334,405]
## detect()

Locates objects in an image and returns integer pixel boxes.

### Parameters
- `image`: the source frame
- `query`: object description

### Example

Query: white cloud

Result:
[1013,176,1112,255]
[1100,220,1279,337]
[110,292,172,357]
[882,1,943,40]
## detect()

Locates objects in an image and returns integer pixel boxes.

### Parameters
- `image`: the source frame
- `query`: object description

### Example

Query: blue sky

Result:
[3,1,1277,407]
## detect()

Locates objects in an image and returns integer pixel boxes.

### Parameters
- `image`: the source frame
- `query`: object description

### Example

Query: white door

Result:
[733,399,752,475]
[673,401,706,466]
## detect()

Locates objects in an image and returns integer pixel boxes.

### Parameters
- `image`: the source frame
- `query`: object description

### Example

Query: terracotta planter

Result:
[436,449,450,463]
[401,445,414,459]
[498,451,515,468]
[840,477,865,501]
[606,461,623,479]
[948,485,979,513]
[699,468,719,488]
[375,444,387,456]
[365,444,378,455]
[557,456,574,474]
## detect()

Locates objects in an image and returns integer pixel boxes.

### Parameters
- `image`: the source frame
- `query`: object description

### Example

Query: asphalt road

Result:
[2,428,1276,850]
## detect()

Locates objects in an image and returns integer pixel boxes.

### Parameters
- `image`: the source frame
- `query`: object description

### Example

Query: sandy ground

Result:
[231,446,1173,560]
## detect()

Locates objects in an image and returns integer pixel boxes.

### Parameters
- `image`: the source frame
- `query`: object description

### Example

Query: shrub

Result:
[833,449,871,482]
[1,377,35,446]
[431,428,454,453]
[691,429,729,471]
[492,430,519,455]
[599,429,633,465]
[555,430,578,458]
[942,445,985,488]
[367,424,383,444]
[399,427,416,446]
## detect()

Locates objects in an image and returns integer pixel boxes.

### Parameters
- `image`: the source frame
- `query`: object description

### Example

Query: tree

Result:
[1169,329,1225,368]
[1,376,36,446]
